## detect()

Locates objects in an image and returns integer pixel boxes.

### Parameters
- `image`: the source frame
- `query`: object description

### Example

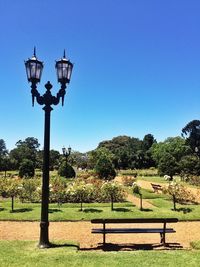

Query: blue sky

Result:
[0,0,200,153]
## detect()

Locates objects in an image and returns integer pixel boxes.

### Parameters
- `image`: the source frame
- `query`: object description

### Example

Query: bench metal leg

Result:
[160,233,166,246]
[103,222,106,245]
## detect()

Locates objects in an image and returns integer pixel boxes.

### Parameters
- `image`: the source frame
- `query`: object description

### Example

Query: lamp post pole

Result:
[25,49,73,248]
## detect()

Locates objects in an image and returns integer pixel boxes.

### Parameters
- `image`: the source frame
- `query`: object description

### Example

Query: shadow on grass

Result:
[81,242,183,251]
[48,208,63,213]
[0,208,5,212]
[113,208,131,212]
[10,208,33,213]
[140,208,153,212]
[174,207,192,214]
[50,242,80,250]
[83,208,103,213]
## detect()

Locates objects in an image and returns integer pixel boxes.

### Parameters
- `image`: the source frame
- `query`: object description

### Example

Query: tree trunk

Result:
[140,194,143,211]
[173,195,176,211]
[111,195,114,211]
[11,196,14,212]
[80,201,83,211]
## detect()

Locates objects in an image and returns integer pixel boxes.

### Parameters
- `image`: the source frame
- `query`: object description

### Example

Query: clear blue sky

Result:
[0,0,200,153]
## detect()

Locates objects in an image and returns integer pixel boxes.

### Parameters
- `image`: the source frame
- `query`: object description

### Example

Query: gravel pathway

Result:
[0,221,200,250]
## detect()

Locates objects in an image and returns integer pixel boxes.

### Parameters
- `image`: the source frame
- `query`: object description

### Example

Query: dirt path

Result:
[0,221,200,250]
[115,176,154,209]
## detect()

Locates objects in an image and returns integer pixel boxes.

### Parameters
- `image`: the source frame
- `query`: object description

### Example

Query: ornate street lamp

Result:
[62,146,71,161]
[25,48,73,248]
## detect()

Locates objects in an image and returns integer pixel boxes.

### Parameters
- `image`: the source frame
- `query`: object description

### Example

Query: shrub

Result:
[49,177,68,205]
[66,180,94,210]
[95,156,116,180]
[19,179,39,202]
[163,181,196,210]
[58,162,76,178]
[101,181,126,210]
[19,159,35,178]
[132,182,143,210]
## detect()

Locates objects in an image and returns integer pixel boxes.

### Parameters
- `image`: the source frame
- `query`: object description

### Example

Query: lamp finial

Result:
[33,46,36,57]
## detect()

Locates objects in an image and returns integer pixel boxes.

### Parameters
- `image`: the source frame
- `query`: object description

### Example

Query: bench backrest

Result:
[91,218,178,224]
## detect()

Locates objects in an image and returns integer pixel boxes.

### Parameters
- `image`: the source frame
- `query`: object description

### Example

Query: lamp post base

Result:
[38,242,51,249]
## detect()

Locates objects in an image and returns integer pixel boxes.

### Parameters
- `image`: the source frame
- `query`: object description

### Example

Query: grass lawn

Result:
[0,197,200,221]
[0,240,200,267]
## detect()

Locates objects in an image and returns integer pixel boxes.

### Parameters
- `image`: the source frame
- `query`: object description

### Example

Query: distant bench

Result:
[151,183,163,193]
[91,218,178,246]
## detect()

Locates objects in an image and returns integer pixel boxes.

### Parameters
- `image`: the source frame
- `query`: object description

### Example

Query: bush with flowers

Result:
[162,180,196,210]
[100,181,126,210]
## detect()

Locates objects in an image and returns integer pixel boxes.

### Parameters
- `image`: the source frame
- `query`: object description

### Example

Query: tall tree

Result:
[182,120,200,156]
[10,137,40,168]
[151,136,191,178]
[0,139,8,172]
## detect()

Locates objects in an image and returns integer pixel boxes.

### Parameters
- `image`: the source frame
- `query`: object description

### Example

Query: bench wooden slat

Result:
[92,228,175,234]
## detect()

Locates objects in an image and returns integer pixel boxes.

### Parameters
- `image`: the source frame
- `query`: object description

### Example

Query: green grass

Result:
[1,197,200,221]
[0,240,200,267]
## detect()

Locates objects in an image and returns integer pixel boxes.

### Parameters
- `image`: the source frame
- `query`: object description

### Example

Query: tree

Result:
[19,159,35,178]
[182,120,200,156]
[0,139,8,171]
[142,134,156,151]
[1,156,16,178]
[142,134,156,168]
[10,137,40,169]
[158,153,178,179]
[92,148,116,180]
[151,136,191,178]
[179,155,200,178]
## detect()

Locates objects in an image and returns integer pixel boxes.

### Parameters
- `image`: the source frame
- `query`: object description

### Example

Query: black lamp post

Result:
[25,48,73,248]
[62,146,71,161]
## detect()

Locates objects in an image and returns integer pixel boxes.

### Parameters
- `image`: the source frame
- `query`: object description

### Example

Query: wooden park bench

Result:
[151,183,163,193]
[91,218,178,246]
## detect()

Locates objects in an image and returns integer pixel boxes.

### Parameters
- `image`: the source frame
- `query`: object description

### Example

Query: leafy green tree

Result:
[142,134,156,168]
[151,136,191,178]
[10,137,40,169]
[1,156,16,178]
[158,153,178,179]
[91,148,116,179]
[0,139,8,171]
[182,120,200,156]
[19,159,35,178]
[179,155,200,178]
